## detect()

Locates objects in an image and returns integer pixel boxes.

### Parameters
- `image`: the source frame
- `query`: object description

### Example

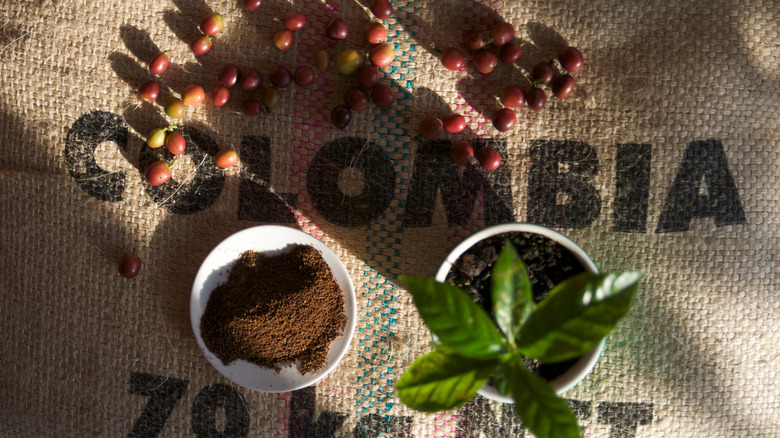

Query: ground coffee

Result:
[200,244,347,375]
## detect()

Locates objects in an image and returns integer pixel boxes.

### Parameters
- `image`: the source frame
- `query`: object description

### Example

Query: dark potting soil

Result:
[444,231,587,382]
[200,245,347,375]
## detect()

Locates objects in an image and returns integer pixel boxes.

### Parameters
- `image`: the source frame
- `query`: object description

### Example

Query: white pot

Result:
[434,222,604,403]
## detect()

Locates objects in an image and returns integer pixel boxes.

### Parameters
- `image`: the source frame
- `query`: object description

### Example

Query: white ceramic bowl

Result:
[434,223,604,403]
[190,225,357,392]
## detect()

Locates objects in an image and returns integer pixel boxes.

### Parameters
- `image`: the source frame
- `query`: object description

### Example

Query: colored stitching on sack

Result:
[355,272,398,416]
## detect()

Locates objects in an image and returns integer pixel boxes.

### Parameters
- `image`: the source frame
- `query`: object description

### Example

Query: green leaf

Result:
[507,354,581,438]
[517,270,644,363]
[400,276,506,358]
[491,364,512,396]
[492,240,535,345]
[395,348,500,412]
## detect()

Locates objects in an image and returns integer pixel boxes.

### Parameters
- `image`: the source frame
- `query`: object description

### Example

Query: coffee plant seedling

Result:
[397,241,643,438]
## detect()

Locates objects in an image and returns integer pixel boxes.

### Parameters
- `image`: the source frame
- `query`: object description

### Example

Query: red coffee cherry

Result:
[551,74,576,99]
[282,11,306,31]
[476,147,501,171]
[215,150,239,168]
[492,108,516,132]
[452,140,474,165]
[138,80,159,102]
[200,12,224,36]
[419,116,443,139]
[370,0,393,19]
[442,113,466,133]
[149,52,169,75]
[119,252,142,278]
[559,46,584,72]
[331,105,352,129]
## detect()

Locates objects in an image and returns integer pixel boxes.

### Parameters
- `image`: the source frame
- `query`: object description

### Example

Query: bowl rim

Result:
[433,222,604,403]
[190,225,357,393]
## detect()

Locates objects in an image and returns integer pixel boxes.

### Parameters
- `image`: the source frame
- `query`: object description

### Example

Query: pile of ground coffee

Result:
[200,244,347,375]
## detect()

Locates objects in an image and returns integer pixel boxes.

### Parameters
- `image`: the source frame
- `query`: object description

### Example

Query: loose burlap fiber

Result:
[1,0,778,436]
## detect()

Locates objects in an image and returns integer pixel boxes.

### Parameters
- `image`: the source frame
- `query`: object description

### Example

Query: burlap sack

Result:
[1,0,777,436]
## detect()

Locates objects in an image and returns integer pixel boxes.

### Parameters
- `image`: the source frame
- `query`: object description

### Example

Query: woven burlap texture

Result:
[0,0,778,436]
